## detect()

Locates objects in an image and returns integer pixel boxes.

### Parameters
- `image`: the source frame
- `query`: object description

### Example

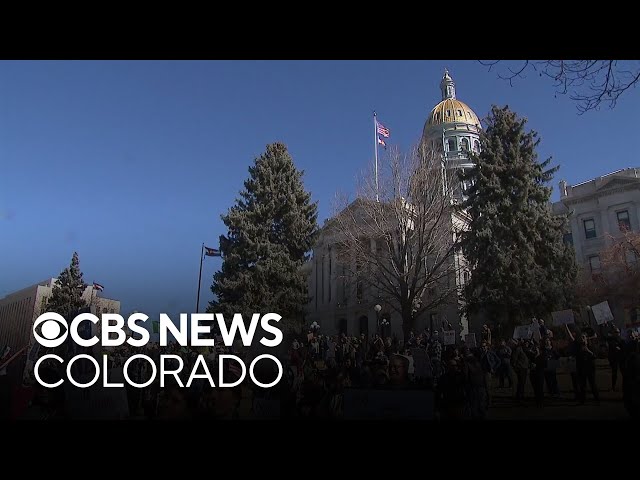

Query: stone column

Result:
[601,208,612,248]
[569,214,583,263]
[330,246,337,305]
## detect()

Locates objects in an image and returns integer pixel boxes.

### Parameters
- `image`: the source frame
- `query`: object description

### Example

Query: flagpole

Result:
[196,243,204,314]
[374,111,379,202]
[89,282,95,308]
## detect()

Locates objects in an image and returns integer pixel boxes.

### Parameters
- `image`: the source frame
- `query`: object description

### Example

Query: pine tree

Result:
[208,143,318,331]
[460,105,577,327]
[46,252,88,319]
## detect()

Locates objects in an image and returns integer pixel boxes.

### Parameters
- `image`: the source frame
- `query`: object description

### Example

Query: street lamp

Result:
[310,321,320,336]
[380,318,390,339]
[374,304,382,331]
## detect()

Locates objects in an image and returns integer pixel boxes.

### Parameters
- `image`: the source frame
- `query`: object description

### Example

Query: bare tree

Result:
[573,229,640,312]
[328,143,465,342]
[480,60,640,114]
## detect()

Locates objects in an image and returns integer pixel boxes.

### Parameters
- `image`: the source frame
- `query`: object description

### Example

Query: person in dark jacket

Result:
[526,342,546,408]
[606,326,625,391]
[496,340,513,389]
[542,337,560,396]
[437,358,466,420]
[511,340,530,405]
[481,325,492,346]
[464,348,488,419]
[480,341,500,406]
[574,332,600,404]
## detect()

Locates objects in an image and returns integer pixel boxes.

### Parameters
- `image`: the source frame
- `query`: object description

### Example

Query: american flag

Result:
[376,121,390,138]
[377,137,387,148]
[93,282,104,291]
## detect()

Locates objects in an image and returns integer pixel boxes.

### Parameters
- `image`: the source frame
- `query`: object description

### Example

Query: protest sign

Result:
[590,301,614,325]
[443,330,456,346]
[551,310,575,326]
[464,333,476,347]
[513,325,532,340]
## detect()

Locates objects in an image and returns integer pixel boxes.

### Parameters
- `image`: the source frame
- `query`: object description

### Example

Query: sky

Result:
[2,60,639,317]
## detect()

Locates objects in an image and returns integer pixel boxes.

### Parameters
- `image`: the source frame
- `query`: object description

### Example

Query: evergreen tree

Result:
[208,143,318,331]
[46,252,88,319]
[460,105,577,327]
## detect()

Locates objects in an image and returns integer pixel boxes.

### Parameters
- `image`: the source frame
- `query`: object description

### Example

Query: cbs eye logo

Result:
[33,313,68,348]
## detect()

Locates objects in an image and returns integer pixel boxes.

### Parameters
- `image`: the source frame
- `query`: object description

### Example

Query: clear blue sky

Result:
[2,60,638,317]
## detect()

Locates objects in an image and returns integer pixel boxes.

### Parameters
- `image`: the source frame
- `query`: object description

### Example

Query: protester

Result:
[511,339,530,405]
[527,342,546,408]
[606,326,625,391]
[542,337,560,397]
[496,340,513,389]
[9,314,639,421]
[568,327,600,405]
[479,341,500,406]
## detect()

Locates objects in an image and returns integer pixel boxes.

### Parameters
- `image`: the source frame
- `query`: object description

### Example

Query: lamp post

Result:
[380,318,390,340]
[310,321,320,336]
[374,304,382,335]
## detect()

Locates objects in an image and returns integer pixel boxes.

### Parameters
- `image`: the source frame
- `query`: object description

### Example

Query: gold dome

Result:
[427,98,481,128]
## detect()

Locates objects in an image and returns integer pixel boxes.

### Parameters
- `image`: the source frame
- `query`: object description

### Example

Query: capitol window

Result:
[584,219,596,239]
[617,210,631,231]
[588,255,601,272]
[562,232,573,246]
[447,138,456,151]
[461,138,469,151]
[474,140,480,152]
[457,109,463,116]
[446,110,451,117]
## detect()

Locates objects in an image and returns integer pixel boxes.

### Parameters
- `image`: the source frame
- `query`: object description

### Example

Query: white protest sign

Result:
[443,330,456,346]
[513,325,532,340]
[551,310,575,326]
[590,301,614,325]
[464,333,476,347]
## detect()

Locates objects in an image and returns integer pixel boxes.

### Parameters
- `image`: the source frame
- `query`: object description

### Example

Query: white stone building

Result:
[552,167,640,327]
[0,278,120,353]
[305,71,480,340]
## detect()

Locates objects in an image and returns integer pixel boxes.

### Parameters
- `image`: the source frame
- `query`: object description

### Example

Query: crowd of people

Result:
[281,320,640,419]
[2,319,639,420]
